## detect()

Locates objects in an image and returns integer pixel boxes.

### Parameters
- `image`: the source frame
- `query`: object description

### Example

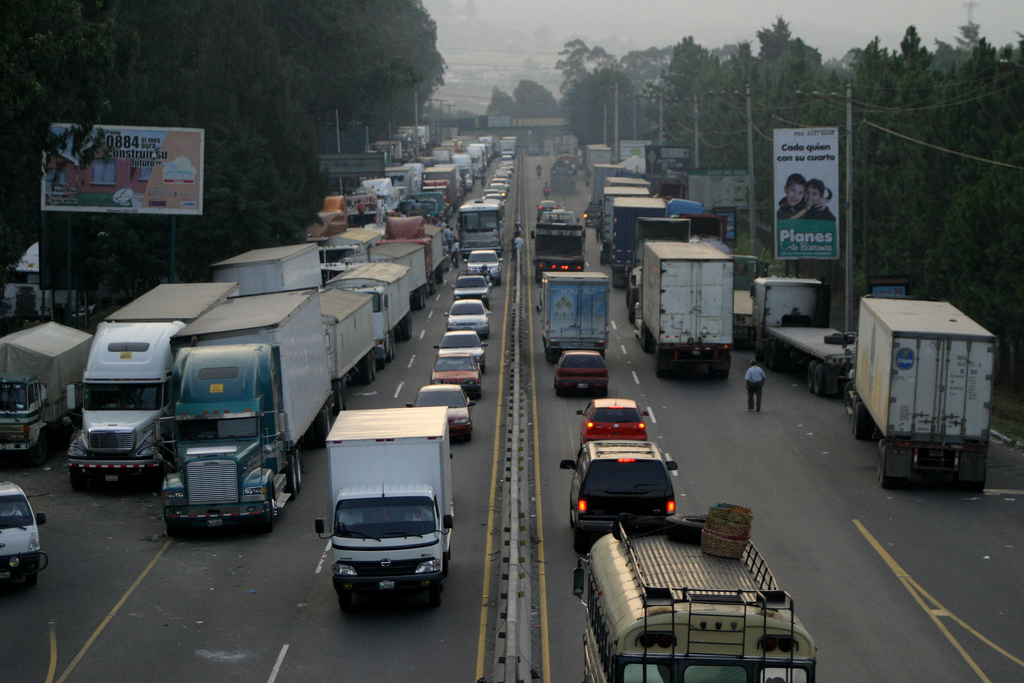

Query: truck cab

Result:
[0,481,47,586]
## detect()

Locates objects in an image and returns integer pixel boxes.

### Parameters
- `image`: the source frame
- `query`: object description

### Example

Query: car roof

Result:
[588,398,639,409]
[0,481,27,497]
[584,440,663,461]
[417,384,464,395]
[563,350,602,357]
[450,298,485,307]
[468,250,498,259]
[441,330,481,341]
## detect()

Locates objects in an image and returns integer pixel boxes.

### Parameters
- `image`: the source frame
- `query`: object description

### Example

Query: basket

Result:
[701,503,753,558]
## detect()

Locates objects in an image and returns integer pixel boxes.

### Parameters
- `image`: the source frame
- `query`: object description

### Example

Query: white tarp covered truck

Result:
[315,406,453,609]
[847,296,996,490]
[538,272,610,363]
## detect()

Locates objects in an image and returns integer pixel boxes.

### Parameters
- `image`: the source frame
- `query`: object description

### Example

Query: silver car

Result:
[452,273,491,306]
[446,299,491,339]
[466,250,502,286]
[435,330,488,373]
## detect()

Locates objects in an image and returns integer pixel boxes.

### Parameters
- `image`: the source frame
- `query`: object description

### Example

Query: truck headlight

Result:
[68,432,87,458]
[333,562,357,577]
[28,531,40,553]
[415,558,441,574]
[135,433,157,459]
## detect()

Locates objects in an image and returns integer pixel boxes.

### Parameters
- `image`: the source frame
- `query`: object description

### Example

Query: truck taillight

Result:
[578,499,587,512]
[666,499,675,513]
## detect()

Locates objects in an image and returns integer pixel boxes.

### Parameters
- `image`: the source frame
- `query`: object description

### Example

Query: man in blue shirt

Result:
[744,359,766,411]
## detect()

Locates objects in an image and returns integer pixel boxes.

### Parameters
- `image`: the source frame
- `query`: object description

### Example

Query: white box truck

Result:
[363,241,429,311]
[538,272,610,363]
[637,242,734,378]
[67,282,238,491]
[210,243,321,296]
[847,297,996,490]
[315,406,453,609]
[325,262,412,368]
[319,289,377,410]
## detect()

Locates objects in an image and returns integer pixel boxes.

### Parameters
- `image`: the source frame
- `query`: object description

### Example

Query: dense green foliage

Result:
[557,22,1024,384]
[0,0,444,299]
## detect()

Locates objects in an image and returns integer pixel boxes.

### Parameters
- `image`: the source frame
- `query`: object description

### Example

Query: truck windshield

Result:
[459,211,500,232]
[0,495,33,529]
[84,383,162,411]
[0,382,27,411]
[335,496,436,538]
[178,417,258,441]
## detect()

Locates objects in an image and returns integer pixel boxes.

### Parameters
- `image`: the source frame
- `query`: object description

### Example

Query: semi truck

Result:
[636,242,734,378]
[361,241,429,311]
[325,262,412,368]
[0,323,92,467]
[598,186,650,260]
[315,406,453,609]
[319,289,378,411]
[574,517,816,683]
[752,277,854,397]
[608,197,667,288]
[532,222,585,283]
[626,217,692,323]
[538,272,610,363]
[67,282,238,491]
[210,244,321,296]
[162,289,333,534]
[847,297,996,490]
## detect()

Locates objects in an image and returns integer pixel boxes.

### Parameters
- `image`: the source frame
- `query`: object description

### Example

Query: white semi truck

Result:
[324,261,412,369]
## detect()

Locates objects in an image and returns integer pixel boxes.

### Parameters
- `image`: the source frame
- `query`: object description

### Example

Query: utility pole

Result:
[746,85,756,259]
[693,94,700,169]
[614,82,619,162]
[658,92,664,143]
[413,93,419,160]
[603,105,608,146]
[845,84,854,332]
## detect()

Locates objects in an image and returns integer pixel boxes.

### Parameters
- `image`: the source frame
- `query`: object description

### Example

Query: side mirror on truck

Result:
[314,518,325,535]
[443,514,453,529]
[66,384,77,411]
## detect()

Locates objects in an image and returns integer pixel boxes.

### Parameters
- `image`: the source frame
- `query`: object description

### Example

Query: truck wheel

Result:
[287,450,302,497]
[535,270,541,284]
[24,572,38,587]
[813,363,829,397]
[641,325,655,354]
[544,348,559,363]
[627,300,636,324]
[852,400,873,440]
[807,361,820,393]
[385,332,396,361]
[69,467,88,492]
[21,432,48,467]
[337,590,353,611]
[259,494,275,534]
[428,582,442,607]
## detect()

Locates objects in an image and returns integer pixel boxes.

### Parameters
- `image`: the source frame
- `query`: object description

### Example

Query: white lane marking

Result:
[663,452,678,476]
[611,320,618,330]
[621,344,627,355]
[267,644,289,683]
[419,329,425,340]
[428,310,434,319]
[315,540,331,575]
[393,381,404,398]
[435,292,441,301]
[632,371,640,384]
[646,406,657,423]
[408,355,416,369]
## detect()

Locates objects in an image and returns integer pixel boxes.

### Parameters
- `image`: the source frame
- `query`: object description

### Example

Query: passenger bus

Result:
[573,520,816,683]
[457,198,504,256]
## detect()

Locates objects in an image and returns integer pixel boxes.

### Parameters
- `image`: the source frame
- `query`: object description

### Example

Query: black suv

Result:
[559,441,678,553]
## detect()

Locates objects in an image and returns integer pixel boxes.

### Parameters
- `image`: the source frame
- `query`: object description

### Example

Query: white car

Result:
[435,330,488,373]
[466,250,502,286]
[446,299,491,339]
[0,481,47,586]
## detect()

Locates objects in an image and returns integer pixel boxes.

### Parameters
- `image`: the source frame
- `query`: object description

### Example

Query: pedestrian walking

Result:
[451,240,460,267]
[512,233,525,266]
[744,359,766,411]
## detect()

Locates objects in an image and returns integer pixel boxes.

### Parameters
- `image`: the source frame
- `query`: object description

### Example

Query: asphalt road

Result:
[2,155,1023,683]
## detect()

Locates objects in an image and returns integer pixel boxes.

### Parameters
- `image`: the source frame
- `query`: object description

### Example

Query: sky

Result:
[422,0,1022,111]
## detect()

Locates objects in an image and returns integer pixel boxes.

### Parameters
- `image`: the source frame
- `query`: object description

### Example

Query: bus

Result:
[457,198,504,256]
[573,519,816,683]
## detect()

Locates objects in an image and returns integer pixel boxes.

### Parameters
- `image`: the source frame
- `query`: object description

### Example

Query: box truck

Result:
[538,272,610,363]
[211,244,321,296]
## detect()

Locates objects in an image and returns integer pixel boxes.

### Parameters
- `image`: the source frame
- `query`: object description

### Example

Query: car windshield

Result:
[591,407,642,423]
[561,354,605,369]
[84,383,163,411]
[450,302,484,315]
[456,276,488,288]
[440,333,480,349]
[334,496,436,538]
[0,495,33,529]
[468,253,497,264]
[584,460,669,493]
[435,355,477,372]
[415,388,467,408]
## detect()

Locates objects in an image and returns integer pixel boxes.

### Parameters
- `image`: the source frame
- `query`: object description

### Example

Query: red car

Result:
[408,385,475,441]
[554,350,608,397]
[431,352,482,399]
[577,398,648,447]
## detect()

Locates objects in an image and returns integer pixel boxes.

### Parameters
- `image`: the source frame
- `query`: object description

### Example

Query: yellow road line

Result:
[854,519,1024,680]
[56,538,173,683]
[46,621,57,683]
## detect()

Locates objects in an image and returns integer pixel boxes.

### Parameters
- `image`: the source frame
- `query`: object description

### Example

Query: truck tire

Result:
[287,450,302,497]
[385,331,396,361]
[641,325,655,354]
[337,589,353,610]
[852,400,873,440]
[69,467,88,492]
[21,431,48,468]
[428,582,442,607]
[813,363,829,397]
[573,528,591,554]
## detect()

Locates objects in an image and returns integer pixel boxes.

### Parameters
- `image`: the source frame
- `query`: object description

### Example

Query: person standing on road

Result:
[451,240,460,267]
[745,359,766,411]
[512,233,525,265]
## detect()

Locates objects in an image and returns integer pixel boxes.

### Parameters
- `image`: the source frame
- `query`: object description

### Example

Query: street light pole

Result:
[746,85,756,259]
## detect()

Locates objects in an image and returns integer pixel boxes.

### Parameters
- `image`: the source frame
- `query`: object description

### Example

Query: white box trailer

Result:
[210,244,321,296]
[171,289,332,450]
[319,289,377,409]
[362,241,429,311]
[638,241,734,378]
[848,297,996,490]
[324,261,412,367]
[538,272,609,362]
[316,406,452,608]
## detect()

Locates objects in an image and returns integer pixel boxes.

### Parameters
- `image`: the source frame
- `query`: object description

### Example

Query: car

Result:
[482,191,505,207]
[452,273,491,307]
[407,384,475,441]
[465,250,502,285]
[486,183,508,200]
[559,441,678,553]
[554,350,608,397]
[583,200,602,229]
[577,398,648,448]
[434,330,487,373]
[446,298,491,338]
[536,199,558,223]
[430,352,482,400]
[0,481,47,586]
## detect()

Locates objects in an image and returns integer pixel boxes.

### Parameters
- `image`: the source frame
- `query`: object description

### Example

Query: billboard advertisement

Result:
[689,168,749,210]
[645,145,691,180]
[619,140,650,164]
[772,128,838,259]
[41,124,204,215]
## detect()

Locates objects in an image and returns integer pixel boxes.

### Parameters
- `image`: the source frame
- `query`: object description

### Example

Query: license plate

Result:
[104,474,119,482]
[207,518,223,527]
[378,580,395,590]
[0,571,10,579]
[577,383,589,389]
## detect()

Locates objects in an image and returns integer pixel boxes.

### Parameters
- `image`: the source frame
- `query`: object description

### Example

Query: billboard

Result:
[41,125,204,215]
[619,140,650,164]
[772,128,839,259]
[645,145,691,180]
[688,168,749,210]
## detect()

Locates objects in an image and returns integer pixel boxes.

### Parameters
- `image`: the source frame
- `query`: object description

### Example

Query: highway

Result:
[2,155,1023,683]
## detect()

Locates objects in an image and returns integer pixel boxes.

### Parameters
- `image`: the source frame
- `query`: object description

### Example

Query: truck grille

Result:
[0,425,27,441]
[350,559,421,577]
[186,460,239,505]
[89,431,134,452]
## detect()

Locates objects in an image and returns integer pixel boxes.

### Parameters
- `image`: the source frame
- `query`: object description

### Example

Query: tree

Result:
[556,39,615,93]
[512,80,560,119]
[487,88,515,116]
[756,17,792,61]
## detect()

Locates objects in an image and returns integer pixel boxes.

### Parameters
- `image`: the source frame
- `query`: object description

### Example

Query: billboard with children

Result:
[772,128,838,259]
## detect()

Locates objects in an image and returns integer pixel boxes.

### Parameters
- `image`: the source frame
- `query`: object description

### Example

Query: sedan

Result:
[446,299,490,339]
[577,398,648,448]
[435,330,487,373]
[407,384,475,441]
[466,250,502,286]
[554,350,608,397]
[431,352,482,400]
[452,273,491,307]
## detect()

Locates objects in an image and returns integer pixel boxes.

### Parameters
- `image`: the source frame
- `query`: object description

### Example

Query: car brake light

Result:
[638,423,646,429]
[617,458,636,463]
[587,422,594,429]
[666,499,676,513]
[578,499,587,512]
